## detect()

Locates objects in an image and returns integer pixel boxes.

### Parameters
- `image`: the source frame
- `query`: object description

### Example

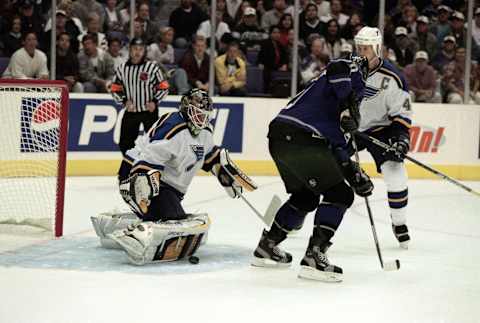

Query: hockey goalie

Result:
[91,89,257,265]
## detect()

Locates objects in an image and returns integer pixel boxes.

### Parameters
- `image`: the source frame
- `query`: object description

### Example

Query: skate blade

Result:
[251,256,291,268]
[298,265,343,283]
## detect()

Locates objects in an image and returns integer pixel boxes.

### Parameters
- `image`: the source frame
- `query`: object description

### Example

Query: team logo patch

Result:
[364,85,381,99]
[140,72,149,81]
[190,145,205,161]
[20,98,60,152]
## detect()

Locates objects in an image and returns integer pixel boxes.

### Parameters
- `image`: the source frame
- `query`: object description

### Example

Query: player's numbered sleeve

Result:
[385,79,413,137]
[326,61,352,100]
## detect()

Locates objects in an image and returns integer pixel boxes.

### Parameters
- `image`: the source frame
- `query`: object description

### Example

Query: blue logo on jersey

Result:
[20,98,60,152]
[190,145,205,161]
[364,85,380,99]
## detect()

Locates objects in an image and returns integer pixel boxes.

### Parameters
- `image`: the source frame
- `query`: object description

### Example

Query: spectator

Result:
[299,4,323,43]
[313,0,330,18]
[340,11,362,41]
[287,29,308,70]
[43,1,84,49]
[19,0,44,37]
[169,0,208,48]
[399,5,419,33]
[226,0,243,24]
[78,33,115,92]
[422,0,442,19]
[234,7,268,50]
[103,0,126,35]
[78,13,108,51]
[409,15,438,60]
[323,19,346,59]
[136,2,159,45]
[440,62,463,103]
[2,32,49,79]
[300,37,329,85]
[404,51,441,103]
[339,42,353,57]
[390,0,413,26]
[51,32,83,92]
[432,35,456,73]
[277,13,293,47]
[1,15,22,57]
[72,0,105,31]
[321,0,349,26]
[431,5,452,46]
[215,41,247,96]
[217,0,235,28]
[107,37,128,69]
[391,26,415,68]
[44,10,80,55]
[180,35,210,90]
[473,8,480,48]
[257,25,288,91]
[450,10,480,60]
[261,0,286,31]
[197,10,231,43]
[148,26,175,65]
[470,62,480,104]
[232,1,253,27]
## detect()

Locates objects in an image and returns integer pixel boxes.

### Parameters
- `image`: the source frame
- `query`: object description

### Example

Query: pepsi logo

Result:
[31,100,60,132]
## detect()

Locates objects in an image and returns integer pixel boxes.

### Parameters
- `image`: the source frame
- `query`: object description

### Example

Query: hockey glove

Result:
[342,160,374,197]
[339,91,361,133]
[384,136,410,162]
[214,164,243,198]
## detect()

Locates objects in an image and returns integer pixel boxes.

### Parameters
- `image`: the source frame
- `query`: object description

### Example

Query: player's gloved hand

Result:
[384,136,409,162]
[342,160,374,197]
[340,110,359,133]
[214,165,243,198]
[339,91,360,133]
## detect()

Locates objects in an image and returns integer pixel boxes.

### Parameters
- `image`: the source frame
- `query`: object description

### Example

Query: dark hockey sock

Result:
[314,202,347,233]
[388,189,408,209]
[274,201,308,232]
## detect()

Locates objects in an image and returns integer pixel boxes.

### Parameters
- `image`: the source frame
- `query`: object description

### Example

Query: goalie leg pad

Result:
[108,214,211,265]
[91,212,140,249]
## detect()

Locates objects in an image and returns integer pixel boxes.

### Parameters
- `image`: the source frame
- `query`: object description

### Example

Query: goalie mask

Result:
[180,89,214,135]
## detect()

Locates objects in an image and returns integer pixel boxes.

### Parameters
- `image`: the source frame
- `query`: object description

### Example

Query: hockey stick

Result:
[232,186,281,228]
[355,132,480,198]
[351,136,401,271]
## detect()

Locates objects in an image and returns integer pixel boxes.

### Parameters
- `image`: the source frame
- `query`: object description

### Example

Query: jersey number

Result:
[403,98,411,111]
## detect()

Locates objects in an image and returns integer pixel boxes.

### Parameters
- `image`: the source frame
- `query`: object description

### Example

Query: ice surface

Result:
[1,176,479,323]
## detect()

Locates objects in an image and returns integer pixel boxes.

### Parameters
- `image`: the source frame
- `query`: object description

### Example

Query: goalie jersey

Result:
[358,59,412,135]
[124,112,218,194]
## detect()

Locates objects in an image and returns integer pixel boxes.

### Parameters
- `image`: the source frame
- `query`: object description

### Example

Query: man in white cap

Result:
[450,10,480,60]
[392,26,415,68]
[409,15,438,59]
[404,51,441,103]
[233,7,267,49]
[431,35,456,73]
[354,26,413,248]
[431,5,452,45]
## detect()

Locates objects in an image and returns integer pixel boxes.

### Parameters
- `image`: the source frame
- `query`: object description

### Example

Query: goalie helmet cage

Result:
[0,79,69,237]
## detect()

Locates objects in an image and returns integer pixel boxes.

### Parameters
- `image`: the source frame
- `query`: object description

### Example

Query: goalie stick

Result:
[351,136,401,272]
[355,132,480,198]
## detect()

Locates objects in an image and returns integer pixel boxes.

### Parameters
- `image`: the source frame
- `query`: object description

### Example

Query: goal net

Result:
[0,79,69,237]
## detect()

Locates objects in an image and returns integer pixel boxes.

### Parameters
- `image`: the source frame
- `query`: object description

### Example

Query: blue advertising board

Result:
[68,97,244,153]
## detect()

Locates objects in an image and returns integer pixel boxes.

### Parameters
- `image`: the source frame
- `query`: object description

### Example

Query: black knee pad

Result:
[322,182,354,208]
[289,190,320,213]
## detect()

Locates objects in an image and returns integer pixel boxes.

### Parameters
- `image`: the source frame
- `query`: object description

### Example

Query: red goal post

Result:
[0,79,69,237]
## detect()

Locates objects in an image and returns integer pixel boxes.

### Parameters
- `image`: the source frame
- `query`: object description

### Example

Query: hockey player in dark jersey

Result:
[251,56,374,282]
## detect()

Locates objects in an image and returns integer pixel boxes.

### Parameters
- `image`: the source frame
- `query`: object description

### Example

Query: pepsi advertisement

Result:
[67,96,244,153]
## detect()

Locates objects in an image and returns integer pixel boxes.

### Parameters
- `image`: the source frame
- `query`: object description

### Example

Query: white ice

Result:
[1,175,480,323]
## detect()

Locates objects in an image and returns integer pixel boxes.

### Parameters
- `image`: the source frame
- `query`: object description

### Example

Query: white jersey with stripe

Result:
[358,59,413,132]
[125,112,217,194]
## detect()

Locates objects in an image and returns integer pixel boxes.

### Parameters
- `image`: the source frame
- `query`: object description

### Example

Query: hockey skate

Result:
[392,224,410,249]
[298,239,343,282]
[251,230,292,268]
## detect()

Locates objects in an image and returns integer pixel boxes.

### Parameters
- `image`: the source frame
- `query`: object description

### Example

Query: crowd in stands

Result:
[1,0,480,103]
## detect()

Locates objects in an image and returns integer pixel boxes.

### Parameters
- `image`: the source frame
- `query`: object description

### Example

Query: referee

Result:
[111,37,169,155]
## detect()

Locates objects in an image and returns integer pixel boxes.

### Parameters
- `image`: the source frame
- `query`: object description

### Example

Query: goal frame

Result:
[0,79,69,237]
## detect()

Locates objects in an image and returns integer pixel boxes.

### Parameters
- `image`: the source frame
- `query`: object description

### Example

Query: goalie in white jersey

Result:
[354,27,412,248]
[91,89,257,265]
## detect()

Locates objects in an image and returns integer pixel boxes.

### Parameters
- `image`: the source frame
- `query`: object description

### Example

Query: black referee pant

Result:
[119,109,158,155]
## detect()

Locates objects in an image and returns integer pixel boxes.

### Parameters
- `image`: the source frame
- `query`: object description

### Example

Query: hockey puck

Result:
[188,256,199,264]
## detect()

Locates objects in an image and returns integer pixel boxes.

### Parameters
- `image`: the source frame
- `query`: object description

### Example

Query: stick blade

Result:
[383,259,401,271]
[263,195,282,228]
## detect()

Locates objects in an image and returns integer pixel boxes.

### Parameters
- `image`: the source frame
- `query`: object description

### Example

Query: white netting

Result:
[0,83,66,235]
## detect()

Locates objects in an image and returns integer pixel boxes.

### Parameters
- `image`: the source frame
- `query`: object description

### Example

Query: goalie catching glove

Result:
[212,149,258,198]
[119,170,161,216]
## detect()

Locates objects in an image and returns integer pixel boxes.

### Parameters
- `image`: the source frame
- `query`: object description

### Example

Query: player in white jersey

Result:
[91,89,257,264]
[354,27,412,248]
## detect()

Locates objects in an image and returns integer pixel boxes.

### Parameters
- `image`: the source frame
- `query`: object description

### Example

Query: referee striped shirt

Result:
[111,59,168,112]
